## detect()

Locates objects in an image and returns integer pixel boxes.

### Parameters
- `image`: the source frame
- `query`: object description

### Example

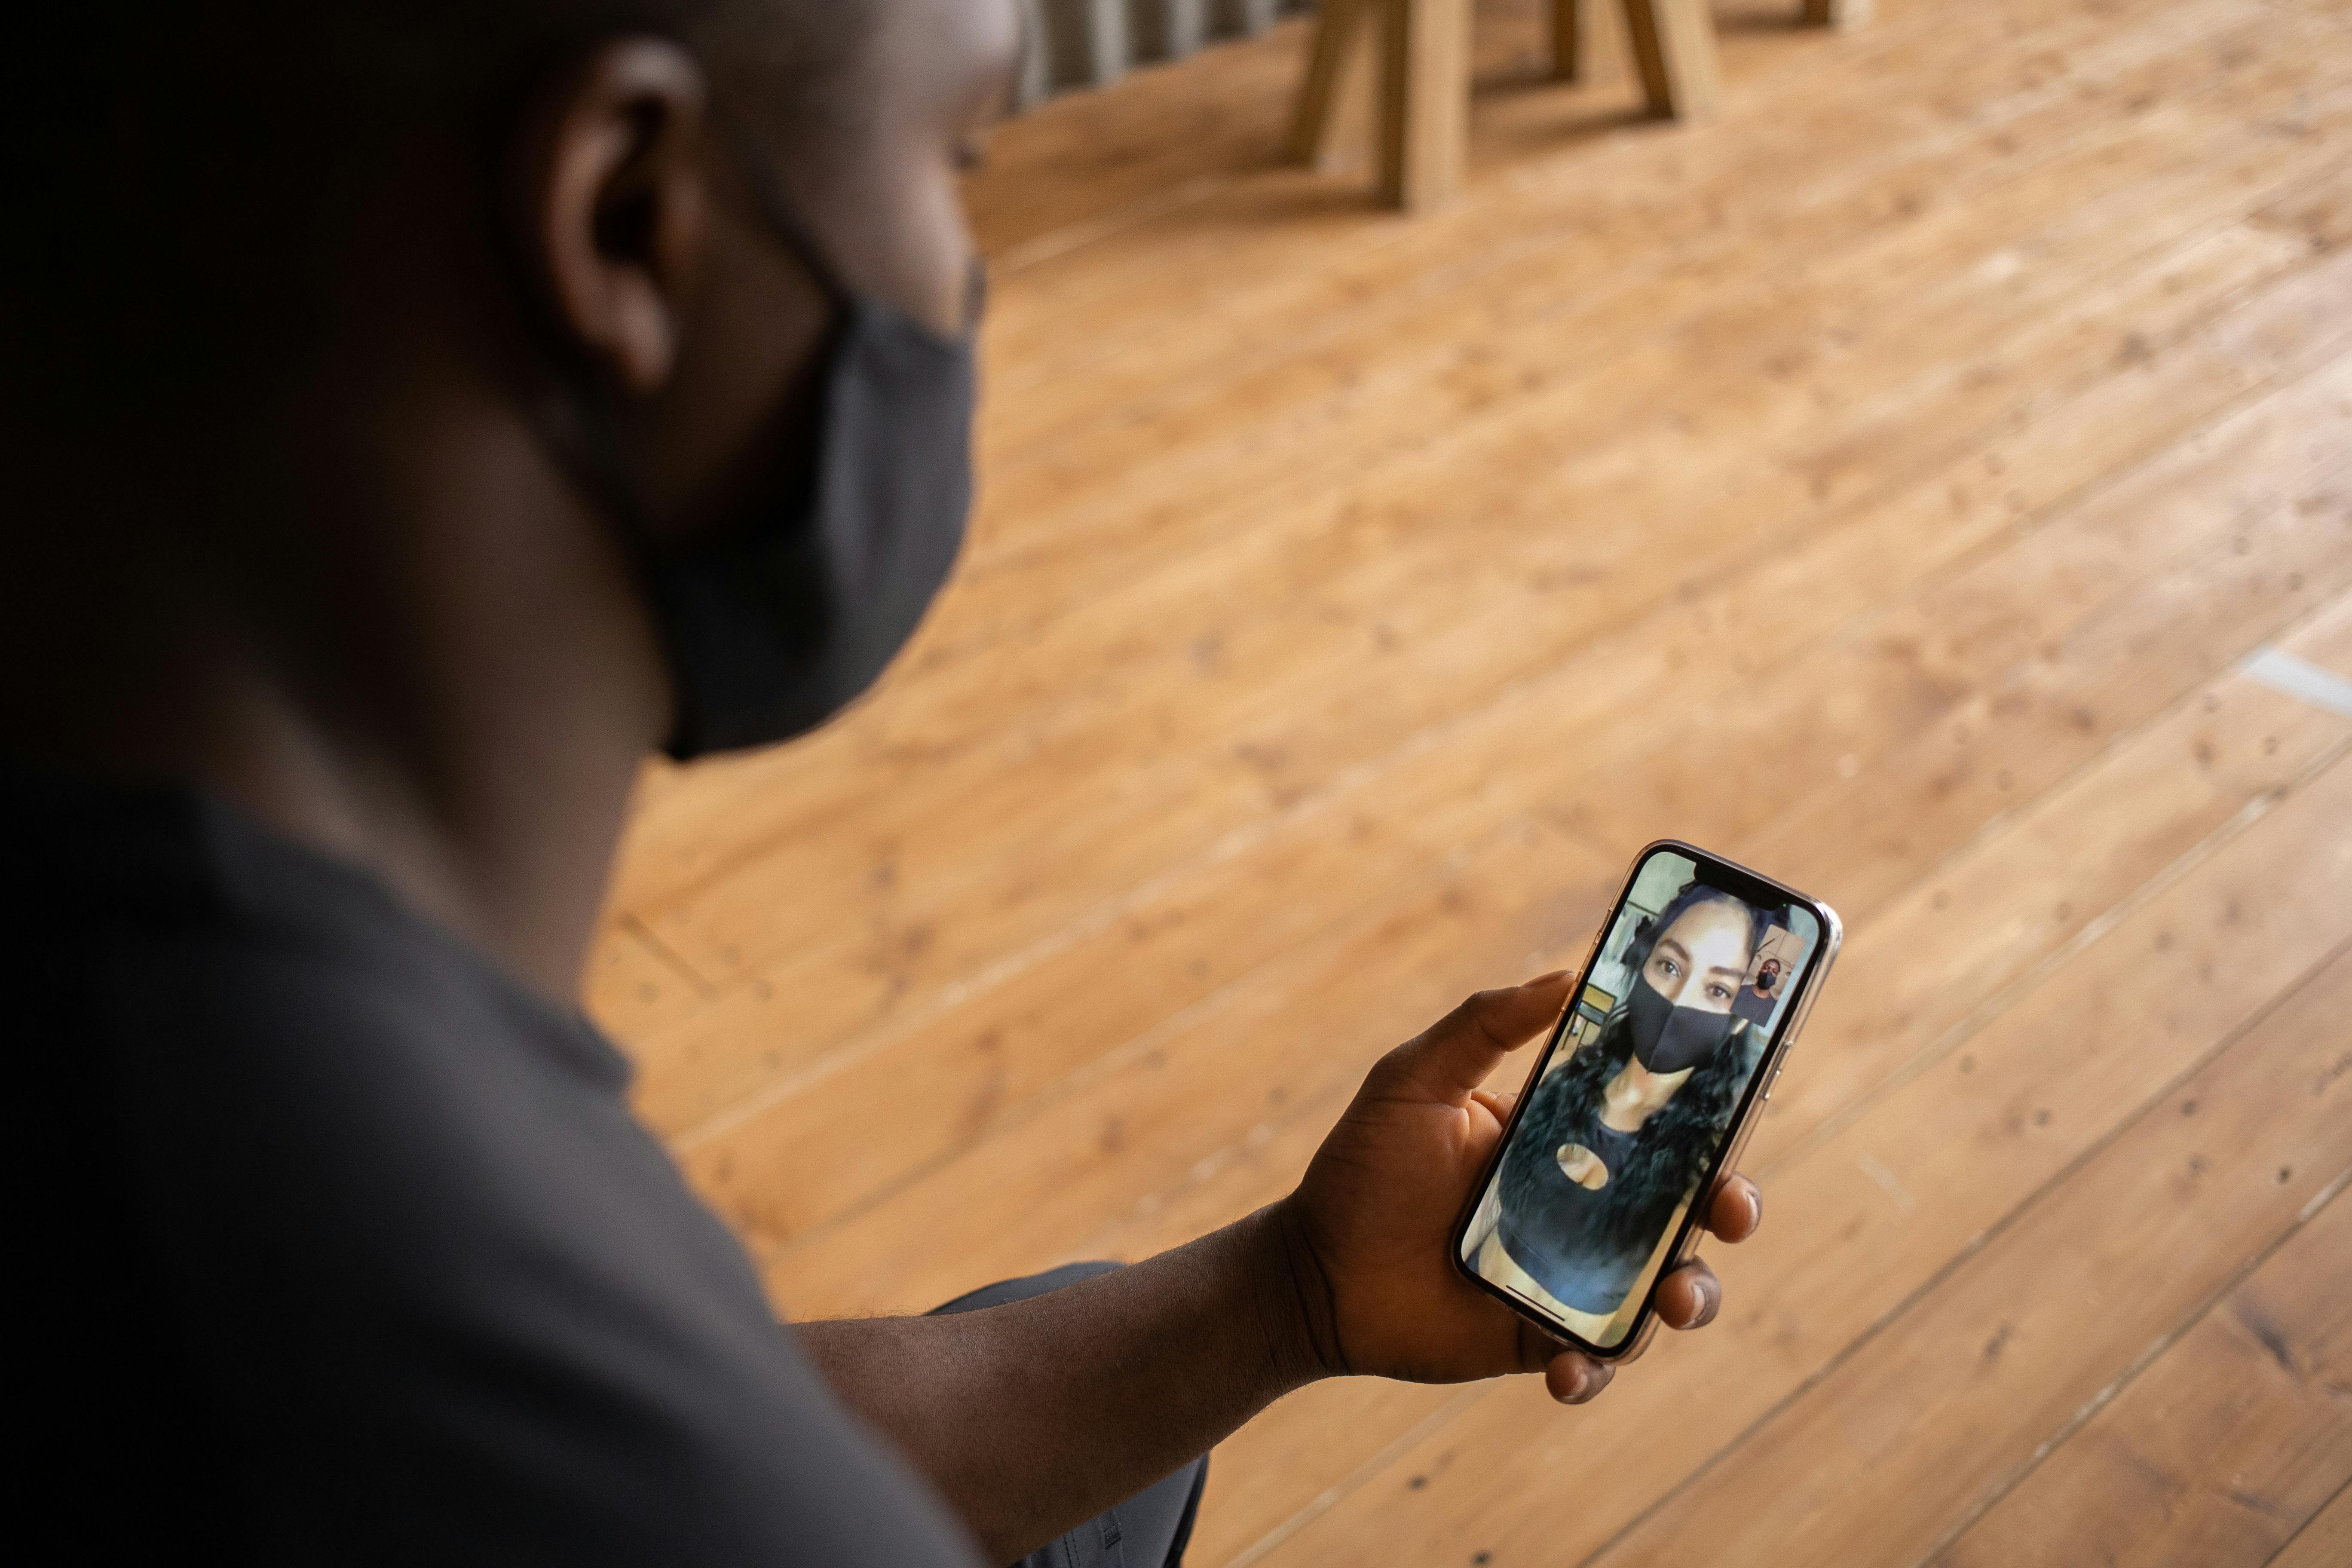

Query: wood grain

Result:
[1619,0,1724,119]
[1935,1191,2352,1568]
[668,327,2352,1253]
[624,234,2352,1138]
[602,24,2352,1101]
[1172,736,2352,1566]
[574,3,2352,1562]
[1377,0,1473,210]
[1581,959,2352,1568]
[2267,1482,2352,1568]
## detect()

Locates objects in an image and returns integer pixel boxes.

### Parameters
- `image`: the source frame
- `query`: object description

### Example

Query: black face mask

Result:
[645,269,978,758]
[1624,972,1738,1075]
[535,124,980,760]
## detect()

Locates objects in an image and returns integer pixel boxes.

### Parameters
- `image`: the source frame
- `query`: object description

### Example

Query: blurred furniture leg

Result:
[1802,0,1874,26]
[1376,0,1472,210]
[1288,0,1470,211]
[1552,0,1586,81]
[1292,0,1722,210]
[1286,0,1375,166]
[1617,0,1721,120]
[1549,0,1721,113]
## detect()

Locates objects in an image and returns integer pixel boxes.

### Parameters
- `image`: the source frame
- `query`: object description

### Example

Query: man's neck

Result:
[1,398,670,1005]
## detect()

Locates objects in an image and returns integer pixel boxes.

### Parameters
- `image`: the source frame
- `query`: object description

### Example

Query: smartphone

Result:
[1451,840,1841,1359]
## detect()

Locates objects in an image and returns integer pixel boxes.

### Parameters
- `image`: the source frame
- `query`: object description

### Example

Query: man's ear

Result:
[521,38,709,395]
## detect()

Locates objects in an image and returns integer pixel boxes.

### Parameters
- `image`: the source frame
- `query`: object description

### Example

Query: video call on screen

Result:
[1461,851,1819,1347]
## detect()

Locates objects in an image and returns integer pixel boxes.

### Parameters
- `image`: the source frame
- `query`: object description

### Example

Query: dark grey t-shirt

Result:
[9,762,982,1565]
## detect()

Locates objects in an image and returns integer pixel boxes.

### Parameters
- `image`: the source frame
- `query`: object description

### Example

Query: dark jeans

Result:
[930,1263,1210,1568]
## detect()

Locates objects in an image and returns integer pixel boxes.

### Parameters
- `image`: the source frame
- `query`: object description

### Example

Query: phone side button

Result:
[1763,1064,1784,1101]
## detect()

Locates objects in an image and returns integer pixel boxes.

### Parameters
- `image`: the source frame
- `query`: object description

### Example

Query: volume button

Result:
[1783,987,1821,1045]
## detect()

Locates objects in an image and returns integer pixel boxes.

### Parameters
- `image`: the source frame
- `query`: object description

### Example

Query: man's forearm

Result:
[795,1202,1338,1564]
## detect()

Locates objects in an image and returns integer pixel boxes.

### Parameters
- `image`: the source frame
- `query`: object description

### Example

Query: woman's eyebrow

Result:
[1656,937,1690,962]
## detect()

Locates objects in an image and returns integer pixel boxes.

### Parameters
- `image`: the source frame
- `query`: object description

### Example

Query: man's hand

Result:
[804,973,1760,1556]
[1273,972,1765,1406]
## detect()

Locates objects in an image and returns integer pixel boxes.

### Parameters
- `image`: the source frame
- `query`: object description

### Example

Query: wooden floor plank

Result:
[620,72,2346,961]
[606,155,2352,1124]
[978,7,2301,545]
[1750,589,2352,1175]
[977,0,2249,442]
[599,0,2350,961]
[565,4,2352,1563]
[775,706,2352,1319]
[675,351,2352,1269]
[1240,767,2352,1566]
[976,18,2261,536]
[2266,1481,2352,1568]
[955,10,2333,692]
[627,241,2352,1138]
[1579,962,2352,1568]
[1179,596,2352,1564]
[1934,1194,2352,1568]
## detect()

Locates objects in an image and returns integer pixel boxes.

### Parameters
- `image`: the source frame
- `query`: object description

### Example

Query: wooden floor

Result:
[588,1,2352,1562]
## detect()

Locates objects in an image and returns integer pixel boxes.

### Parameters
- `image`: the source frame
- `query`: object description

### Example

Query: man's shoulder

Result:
[6,767,983,1567]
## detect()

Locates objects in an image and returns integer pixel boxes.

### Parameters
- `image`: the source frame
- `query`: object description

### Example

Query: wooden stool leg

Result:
[1618,0,1721,120]
[1802,0,1874,26]
[1287,0,1374,165]
[1375,0,1471,212]
[1552,0,1587,81]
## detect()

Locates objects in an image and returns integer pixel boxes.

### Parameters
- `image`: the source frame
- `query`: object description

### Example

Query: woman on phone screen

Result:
[1477,883,1776,1340]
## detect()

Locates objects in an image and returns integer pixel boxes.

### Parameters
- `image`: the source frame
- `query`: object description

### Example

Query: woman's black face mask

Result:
[530,116,981,761]
[1625,972,1739,1075]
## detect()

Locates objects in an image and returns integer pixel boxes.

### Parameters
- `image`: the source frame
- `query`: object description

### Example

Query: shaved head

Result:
[0,0,1018,993]
[3,0,886,431]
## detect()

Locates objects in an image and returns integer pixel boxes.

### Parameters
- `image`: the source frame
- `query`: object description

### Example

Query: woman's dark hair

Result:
[1622,880,1779,979]
[1498,879,1787,1256]
[1501,1012,1765,1254]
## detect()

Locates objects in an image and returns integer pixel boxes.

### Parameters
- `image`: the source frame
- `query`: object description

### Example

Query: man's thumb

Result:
[1385,971,1573,1101]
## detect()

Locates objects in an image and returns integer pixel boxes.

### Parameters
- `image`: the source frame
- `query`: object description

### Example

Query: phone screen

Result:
[1457,845,1825,1350]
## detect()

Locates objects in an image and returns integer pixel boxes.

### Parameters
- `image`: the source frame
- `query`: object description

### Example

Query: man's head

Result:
[0,0,1020,991]
[9,0,1017,484]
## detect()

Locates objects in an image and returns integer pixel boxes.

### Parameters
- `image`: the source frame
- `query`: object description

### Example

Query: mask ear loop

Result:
[521,100,854,545]
[707,101,857,306]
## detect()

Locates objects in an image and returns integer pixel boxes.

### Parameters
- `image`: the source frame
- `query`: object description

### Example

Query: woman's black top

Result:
[1498,1061,1661,1314]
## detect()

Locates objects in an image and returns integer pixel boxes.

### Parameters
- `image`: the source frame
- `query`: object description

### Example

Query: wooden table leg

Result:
[1619,0,1721,120]
[1286,0,1470,211]
[1287,0,1374,165]
[1802,0,1875,26]
[1553,0,1588,81]
[1376,0,1472,211]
